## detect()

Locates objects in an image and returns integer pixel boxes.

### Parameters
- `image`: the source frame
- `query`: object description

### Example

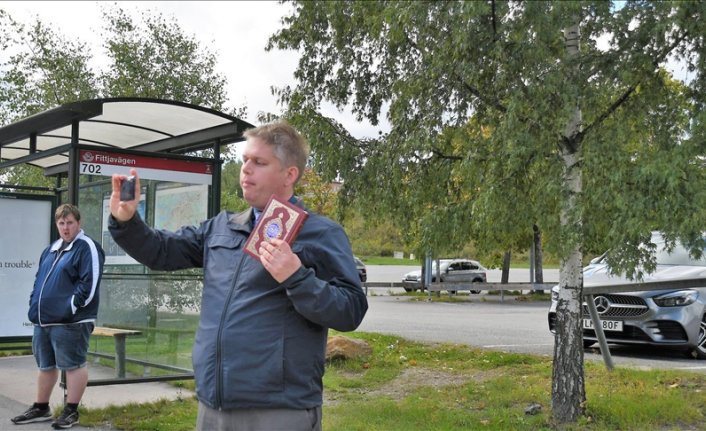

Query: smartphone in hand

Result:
[120,176,136,201]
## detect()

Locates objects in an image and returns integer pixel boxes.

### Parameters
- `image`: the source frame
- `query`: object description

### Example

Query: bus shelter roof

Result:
[0,98,254,175]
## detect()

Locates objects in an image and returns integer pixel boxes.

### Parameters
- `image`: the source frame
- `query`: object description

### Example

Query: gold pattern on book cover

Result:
[244,198,304,258]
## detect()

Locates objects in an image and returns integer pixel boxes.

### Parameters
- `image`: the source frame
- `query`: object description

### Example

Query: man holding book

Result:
[108,121,368,431]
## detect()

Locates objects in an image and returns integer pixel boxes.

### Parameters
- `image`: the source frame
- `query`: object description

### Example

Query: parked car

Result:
[548,233,706,359]
[354,256,367,283]
[402,258,487,293]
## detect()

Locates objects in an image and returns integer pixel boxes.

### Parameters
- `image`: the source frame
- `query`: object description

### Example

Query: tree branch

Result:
[402,23,509,115]
[455,71,508,114]
[431,148,463,161]
[491,0,498,42]
[580,30,690,139]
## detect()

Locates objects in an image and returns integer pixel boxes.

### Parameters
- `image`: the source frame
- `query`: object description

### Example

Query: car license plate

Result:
[583,318,623,332]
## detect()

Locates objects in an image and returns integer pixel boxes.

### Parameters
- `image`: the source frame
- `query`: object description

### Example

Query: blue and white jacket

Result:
[28,230,105,326]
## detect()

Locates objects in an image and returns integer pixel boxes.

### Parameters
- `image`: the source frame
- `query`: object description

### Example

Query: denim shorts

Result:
[32,323,93,371]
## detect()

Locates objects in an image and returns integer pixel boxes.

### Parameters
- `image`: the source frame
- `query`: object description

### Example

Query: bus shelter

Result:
[0,98,254,385]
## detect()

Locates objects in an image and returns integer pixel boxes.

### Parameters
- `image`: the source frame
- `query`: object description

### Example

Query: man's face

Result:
[56,214,80,243]
[240,137,297,210]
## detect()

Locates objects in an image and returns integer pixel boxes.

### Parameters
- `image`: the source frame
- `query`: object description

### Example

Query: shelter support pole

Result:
[211,138,222,216]
[67,120,80,205]
[529,243,535,295]
[424,252,432,301]
[585,294,614,370]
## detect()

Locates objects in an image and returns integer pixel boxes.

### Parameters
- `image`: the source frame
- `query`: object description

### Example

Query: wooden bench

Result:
[92,326,142,378]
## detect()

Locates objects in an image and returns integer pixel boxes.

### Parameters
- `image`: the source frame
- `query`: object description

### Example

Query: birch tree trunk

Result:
[501,250,511,284]
[533,224,543,285]
[551,23,586,424]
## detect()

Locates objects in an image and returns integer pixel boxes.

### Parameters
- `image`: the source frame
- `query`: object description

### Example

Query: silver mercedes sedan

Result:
[548,234,706,359]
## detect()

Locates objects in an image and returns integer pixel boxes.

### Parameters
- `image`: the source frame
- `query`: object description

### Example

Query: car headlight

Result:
[551,286,560,302]
[653,290,699,307]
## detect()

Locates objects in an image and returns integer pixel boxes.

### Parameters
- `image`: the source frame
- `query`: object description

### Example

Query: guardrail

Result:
[362,281,555,302]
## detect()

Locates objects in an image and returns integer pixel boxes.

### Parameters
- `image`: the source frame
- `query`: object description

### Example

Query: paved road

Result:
[358,295,554,355]
[357,295,706,373]
[363,265,706,373]
[0,355,187,430]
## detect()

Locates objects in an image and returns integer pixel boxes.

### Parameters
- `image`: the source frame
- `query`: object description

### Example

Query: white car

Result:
[402,258,487,293]
[548,233,706,359]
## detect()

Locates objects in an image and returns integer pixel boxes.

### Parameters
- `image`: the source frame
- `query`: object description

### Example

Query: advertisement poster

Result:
[0,195,52,338]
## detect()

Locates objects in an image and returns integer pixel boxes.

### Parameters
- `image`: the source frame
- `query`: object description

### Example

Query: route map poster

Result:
[154,184,208,231]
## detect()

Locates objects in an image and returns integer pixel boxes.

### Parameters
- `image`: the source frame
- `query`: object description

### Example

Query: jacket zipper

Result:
[37,249,66,326]
[215,254,245,410]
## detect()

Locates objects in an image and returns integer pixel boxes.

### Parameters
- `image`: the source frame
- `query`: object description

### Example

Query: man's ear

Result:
[284,166,299,187]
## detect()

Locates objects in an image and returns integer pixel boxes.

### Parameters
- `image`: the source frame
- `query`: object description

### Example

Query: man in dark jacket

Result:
[108,121,368,431]
[11,204,105,429]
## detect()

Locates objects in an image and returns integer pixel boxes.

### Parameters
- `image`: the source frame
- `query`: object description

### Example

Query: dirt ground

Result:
[324,366,487,406]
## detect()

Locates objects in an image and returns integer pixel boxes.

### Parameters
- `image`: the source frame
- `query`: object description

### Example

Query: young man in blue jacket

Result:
[11,204,105,429]
[108,121,368,431]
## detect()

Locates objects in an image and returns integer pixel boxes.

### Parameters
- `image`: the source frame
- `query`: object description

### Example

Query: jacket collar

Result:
[50,229,84,252]
[228,208,254,233]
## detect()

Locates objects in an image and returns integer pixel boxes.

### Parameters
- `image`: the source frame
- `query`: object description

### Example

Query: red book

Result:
[244,195,309,259]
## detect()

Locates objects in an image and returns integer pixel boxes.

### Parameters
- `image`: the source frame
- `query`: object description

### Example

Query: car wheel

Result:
[404,287,414,292]
[470,278,483,294]
[583,339,595,348]
[688,313,706,359]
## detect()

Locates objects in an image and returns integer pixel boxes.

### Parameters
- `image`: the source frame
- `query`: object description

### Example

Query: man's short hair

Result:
[243,122,309,183]
[55,203,81,221]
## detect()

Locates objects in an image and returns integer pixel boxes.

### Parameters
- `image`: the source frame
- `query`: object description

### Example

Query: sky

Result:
[1,1,692,141]
[1,1,388,140]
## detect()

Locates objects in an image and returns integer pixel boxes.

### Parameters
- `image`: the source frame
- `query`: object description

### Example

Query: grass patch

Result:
[399,290,552,302]
[81,397,197,431]
[0,343,32,357]
[77,331,706,430]
[359,256,418,265]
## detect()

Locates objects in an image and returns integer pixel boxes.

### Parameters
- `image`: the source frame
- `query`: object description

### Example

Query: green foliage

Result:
[220,160,248,212]
[342,209,408,257]
[0,5,240,194]
[268,0,706,270]
[295,167,339,217]
[269,2,706,422]
[98,4,228,109]
[0,10,98,124]
[0,164,55,192]
[0,8,96,189]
